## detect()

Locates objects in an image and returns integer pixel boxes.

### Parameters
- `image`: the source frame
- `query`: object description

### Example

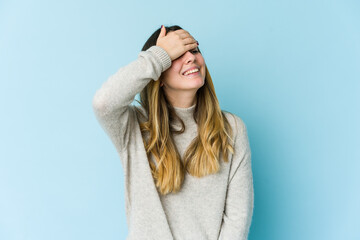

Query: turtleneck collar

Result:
[172,103,197,125]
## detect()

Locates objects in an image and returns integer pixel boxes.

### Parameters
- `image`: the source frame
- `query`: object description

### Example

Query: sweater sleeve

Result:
[218,116,254,240]
[92,46,172,154]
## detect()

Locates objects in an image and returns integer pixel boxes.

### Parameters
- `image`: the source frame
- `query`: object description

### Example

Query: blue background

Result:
[1,0,359,239]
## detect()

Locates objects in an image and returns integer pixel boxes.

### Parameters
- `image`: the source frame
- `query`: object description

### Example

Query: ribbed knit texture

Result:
[92,45,254,240]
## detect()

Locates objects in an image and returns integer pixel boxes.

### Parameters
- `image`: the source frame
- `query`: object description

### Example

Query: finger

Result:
[159,25,166,37]
[182,37,197,45]
[177,31,194,39]
[185,42,198,51]
[174,29,188,34]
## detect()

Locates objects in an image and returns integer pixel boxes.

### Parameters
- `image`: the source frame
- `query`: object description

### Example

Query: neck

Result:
[163,90,197,108]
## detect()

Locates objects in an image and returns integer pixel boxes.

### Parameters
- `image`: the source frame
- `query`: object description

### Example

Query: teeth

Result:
[184,68,199,76]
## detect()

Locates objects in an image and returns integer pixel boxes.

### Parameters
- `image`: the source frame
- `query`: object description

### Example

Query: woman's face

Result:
[160,46,206,92]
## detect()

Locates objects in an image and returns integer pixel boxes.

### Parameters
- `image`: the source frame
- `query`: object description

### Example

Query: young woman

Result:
[92,25,254,240]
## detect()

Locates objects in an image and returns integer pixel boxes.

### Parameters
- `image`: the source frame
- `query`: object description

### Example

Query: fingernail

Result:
[161,25,163,29]
[197,41,199,45]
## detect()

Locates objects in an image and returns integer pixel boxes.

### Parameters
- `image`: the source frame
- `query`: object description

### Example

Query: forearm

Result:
[92,45,171,116]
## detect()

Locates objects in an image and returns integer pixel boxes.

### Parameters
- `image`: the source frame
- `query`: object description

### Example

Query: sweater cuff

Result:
[146,45,172,72]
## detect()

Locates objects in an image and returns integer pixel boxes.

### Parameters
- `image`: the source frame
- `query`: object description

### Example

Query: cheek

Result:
[197,55,205,64]
[163,65,181,78]
[162,68,183,85]
[172,61,183,73]
[170,66,183,78]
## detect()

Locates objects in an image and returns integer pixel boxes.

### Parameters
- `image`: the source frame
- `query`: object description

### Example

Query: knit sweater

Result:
[92,45,254,240]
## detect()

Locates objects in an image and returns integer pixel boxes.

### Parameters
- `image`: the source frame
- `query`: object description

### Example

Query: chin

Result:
[189,81,205,89]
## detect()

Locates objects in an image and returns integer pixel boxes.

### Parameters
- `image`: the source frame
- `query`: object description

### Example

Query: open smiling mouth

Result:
[182,69,200,77]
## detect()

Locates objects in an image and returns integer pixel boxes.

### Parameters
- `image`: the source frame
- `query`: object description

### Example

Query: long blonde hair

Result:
[134,25,235,195]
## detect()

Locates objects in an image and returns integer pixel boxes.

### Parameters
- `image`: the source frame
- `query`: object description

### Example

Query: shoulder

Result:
[222,110,250,157]
[221,110,248,139]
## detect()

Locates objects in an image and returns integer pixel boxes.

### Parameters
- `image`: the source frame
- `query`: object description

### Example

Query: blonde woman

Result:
[92,25,254,240]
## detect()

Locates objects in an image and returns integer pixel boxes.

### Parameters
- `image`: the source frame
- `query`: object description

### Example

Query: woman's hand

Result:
[156,26,198,61]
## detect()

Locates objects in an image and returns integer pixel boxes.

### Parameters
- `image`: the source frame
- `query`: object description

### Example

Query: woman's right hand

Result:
[156,26,198,61]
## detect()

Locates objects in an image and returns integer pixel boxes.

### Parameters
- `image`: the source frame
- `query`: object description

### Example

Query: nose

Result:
[184,51,196,63]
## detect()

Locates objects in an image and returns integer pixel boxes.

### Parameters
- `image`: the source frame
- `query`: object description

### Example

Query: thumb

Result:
[159,25,166,37]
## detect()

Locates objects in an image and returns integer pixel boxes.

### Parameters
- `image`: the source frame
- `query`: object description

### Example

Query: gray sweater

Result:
[92,45,254,240]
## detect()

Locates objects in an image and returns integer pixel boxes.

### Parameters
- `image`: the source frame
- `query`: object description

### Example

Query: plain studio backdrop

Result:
[0,0,359,239]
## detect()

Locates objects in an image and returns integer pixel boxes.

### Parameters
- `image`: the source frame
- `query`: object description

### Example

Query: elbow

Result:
[92,90,109,116]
